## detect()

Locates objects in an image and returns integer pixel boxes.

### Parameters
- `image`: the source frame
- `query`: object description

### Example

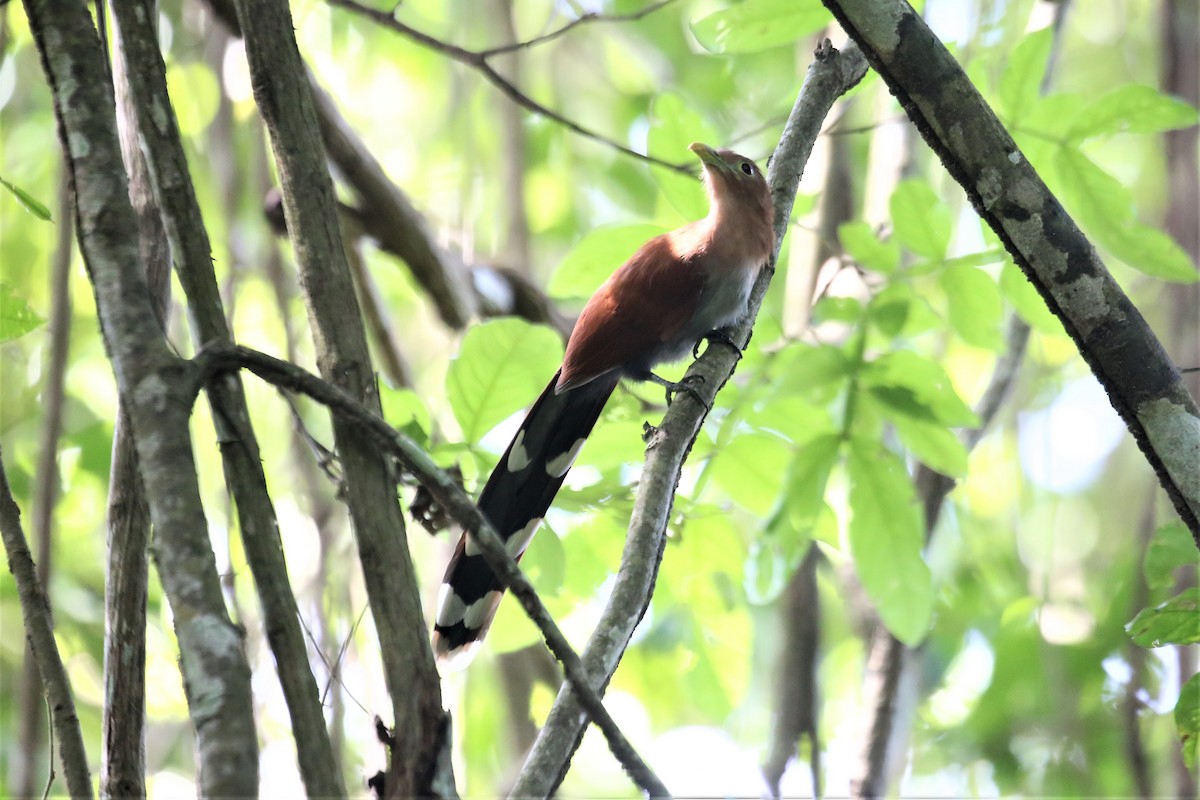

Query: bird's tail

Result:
[432,369,619,668]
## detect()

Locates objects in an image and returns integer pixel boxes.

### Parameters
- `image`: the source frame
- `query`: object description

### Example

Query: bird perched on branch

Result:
[433,143,774,667]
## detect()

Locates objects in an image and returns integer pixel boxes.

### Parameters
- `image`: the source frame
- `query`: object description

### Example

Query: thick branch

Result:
[191,343,669,797]
[108,0,346,794]
[229,0,451,794]
[22,0,259,793]
[511,40,870,797]
[823,0,1200,534]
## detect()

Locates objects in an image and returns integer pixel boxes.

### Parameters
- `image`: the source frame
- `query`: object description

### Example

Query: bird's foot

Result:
[692,329,744,360]
[646,372,709,410]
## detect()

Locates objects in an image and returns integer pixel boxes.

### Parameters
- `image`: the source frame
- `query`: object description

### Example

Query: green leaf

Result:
[861,350,980,427]
[648,93,720,221]
[1069,84,1200,141]
[890,413,968,477]
[1144,522,1198,589]
[890,179,951,261]
[999,262,1061,333]
[1126,588,1200,648]
[0,175,53,221]
[847,440,933,645]
[711,432,791,517]
[839,221,900,274]
[998,28,1053,124]
[1177,672,1200,769]
[870,283,913,337]
[810,295,862,324]
[775,343,851,393]
[690,0,831,54]
[1055,147,1198,282]
[379,386,432,447]
[548,223,666,298]
[0,283,47,343]
[938,265,1004,349]
[784,433,841,526]
[446,319,564,443]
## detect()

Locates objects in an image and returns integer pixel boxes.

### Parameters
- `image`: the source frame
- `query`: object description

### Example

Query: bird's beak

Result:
[689,142,726,171]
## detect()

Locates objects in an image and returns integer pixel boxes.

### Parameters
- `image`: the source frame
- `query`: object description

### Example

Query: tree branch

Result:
[477,0,678,58]
[0,449,93,800]
[324,0,693,174]
[228,0,451,794]
[822,0,1200,534]
[22,0,260,793]
[108,0,347,794]
[510,39,870,797]
[190,343,670,798]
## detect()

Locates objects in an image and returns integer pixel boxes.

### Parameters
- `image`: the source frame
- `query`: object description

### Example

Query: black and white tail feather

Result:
[432,369,620,668]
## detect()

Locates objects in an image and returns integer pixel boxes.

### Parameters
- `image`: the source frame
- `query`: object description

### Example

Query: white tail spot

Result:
[435,583,468,627]
[545,437,587,478]
[464,590,504,630]
[507,430,531,472]
[506,517,542,559]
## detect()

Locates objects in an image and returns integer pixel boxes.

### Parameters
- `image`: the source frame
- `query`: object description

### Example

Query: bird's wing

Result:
[558,235,705,391]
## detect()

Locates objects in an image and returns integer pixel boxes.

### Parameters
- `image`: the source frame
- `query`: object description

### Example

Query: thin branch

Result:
[478,0,678,57]
[1,449,94,799]
[190,343,671,798]
[324,0,692,174]
[511,39,871,797]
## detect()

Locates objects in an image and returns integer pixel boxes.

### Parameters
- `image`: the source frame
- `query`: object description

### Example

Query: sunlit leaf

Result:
[711,432,791,516]
[1055,147,1198,282]
[446,318,563,443]
[775,343,852,394]
[999,262,1062,333]
[839,221,899,274]
[548,223,666,298]
[847,439,933,645]
[0,283,46,342]
[691,0,830,54]
[166,61,220,137]
[890,413,968,477]
[939,264,1004,349]
[998,27,1052,124]
[861,350,979,427]
[891,179,951,261]
[0,175,52,221]
[785,433,841,525]
[870,282,912,337]
[1069,84,1200,140]
[1126,588,1200,647]
[1177,672,1200,768]
[1144,522,1198,590]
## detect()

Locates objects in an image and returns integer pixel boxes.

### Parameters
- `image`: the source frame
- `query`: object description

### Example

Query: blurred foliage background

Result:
[1,0,1197,796]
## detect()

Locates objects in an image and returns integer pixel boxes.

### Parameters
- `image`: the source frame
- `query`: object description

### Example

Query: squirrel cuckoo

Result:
[433,143,774,666]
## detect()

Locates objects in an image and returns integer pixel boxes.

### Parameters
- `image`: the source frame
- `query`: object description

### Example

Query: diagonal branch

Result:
[822,0,1200,534]
[190,343,670,798]
[1,449,94,799]
[510,39,870,797]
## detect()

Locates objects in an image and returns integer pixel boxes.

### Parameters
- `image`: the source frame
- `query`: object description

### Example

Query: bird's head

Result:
[689,142,774,252]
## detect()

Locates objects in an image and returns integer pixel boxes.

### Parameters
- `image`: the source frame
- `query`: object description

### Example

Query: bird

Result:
[432,142,775,667]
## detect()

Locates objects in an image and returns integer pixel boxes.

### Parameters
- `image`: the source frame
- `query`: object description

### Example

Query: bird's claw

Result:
[664,374,708,410]
[692,329,744,361]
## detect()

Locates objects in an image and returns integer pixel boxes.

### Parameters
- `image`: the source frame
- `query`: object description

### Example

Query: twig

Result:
[478,0,678,57]
[190,343,671,798]
[0,449,94,799]
[511,39,870,798]
[325,0,692,174]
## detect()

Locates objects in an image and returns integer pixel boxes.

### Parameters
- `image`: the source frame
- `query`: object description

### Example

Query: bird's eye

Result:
[740,162,754,175]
